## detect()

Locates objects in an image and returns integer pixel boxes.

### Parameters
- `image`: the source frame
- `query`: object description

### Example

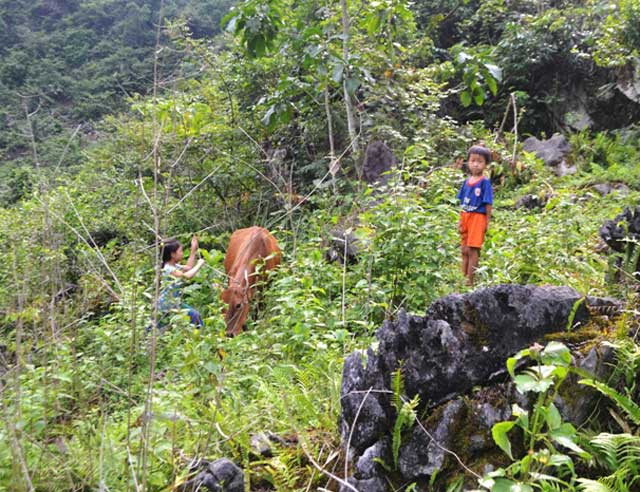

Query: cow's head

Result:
[221,285,249,336]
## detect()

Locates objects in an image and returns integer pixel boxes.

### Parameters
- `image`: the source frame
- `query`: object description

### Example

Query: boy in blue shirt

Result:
[457,145,493,286]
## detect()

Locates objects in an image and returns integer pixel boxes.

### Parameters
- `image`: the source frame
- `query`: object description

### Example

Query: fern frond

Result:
[391,364,405,412]
[590,432,640,468]
[576,478,614,492]
[579,379,640,426]
[580,433,640,492]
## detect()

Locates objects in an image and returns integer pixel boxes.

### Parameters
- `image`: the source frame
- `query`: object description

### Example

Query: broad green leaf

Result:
[332,63,344,83]
[365,13,381,36]
[492,421,515,459]
[514,373,553,393]
[460,90,472,107]
[345,77,361,95]
[545,402,562,430]
[492,478,532,492]
[485,63,503,81]
[507,349,531,378]
[548,453,574,474]
[550,425,591,458]
[457,51,472,63]
[542,342,572,366]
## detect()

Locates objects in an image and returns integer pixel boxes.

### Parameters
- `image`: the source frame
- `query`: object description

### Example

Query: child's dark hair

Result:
[161,239,181,266]
[467,145,492,164]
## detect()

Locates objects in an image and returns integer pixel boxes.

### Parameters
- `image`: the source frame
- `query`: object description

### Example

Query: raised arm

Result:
[171,258,205,280]
[184,235,199,270]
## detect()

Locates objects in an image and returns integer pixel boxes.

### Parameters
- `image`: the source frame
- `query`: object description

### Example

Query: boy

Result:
[457,145,493,286]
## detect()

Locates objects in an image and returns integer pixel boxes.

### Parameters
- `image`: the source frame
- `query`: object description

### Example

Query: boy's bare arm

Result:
[485,205,492,231]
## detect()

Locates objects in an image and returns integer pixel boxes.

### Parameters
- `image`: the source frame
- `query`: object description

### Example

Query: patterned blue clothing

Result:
[456,176,493,214]
[159,264,183,312]
[158,264,203,327]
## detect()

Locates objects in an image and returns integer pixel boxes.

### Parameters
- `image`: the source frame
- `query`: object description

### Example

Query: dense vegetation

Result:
[0,0,234,205]
[1,0,639,490]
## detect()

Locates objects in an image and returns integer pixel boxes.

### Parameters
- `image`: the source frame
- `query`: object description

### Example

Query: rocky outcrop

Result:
[599,205,640,281]
[326,227,360,266]
[522,135,575,176]
[362,141,397,185]
[593,183,630,197]
[617,58,640,104]
[177,458,244,492]
[600,205,640,254]
[515,193,549,210]
[339,284,617,491]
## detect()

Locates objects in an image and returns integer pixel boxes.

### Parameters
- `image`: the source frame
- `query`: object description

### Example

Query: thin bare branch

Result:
[301,442,359,492]
[344,387,372,480]
[238,126,269,158]
[167,163,223,214]
[63,190,125,294]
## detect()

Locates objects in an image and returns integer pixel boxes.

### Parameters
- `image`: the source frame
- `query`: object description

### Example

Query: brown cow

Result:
[221,226,281,336]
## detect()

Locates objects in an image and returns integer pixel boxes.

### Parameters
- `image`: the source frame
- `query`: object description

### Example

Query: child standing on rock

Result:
[457,145,493,286]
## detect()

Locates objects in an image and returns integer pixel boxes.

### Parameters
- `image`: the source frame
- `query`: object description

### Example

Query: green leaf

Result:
[548,453,574,474]
[579,378,640,425]
[345,77,361,95]
[485,63,503,81]
[460,90,472,107]
[491,478,532,492]
[492,421,515,459]
[365,13,381,36]
[549,424,590,458]
[542,342,572,366]
[332,63,344,83]
[507,349,530,378]
[576,478,614,491]
[486,76,498,96]
[514,373,552,393]
[545,402,562,430]
[457,51,472,64]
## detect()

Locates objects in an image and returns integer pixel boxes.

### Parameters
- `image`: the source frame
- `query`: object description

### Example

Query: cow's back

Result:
[224,226,279,276]
[224,227,255,274]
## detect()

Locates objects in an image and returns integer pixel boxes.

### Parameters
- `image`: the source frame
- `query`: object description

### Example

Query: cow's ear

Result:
[221,289,230,303]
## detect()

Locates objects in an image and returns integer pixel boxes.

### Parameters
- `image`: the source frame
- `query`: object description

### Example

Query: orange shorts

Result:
[460,212,487,248]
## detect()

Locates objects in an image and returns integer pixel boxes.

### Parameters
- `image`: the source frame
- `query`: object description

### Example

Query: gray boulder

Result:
[593,183,631,197]
[362,141,397,185]
[599,206,640,253]
[515,193,549,210]
[397,398,465,479]
[326,227,360,266]
[356,438,392,479]
[339,476,388,492]
[339,284,615,489]
[177,458,244,492]
[522,135,575,176]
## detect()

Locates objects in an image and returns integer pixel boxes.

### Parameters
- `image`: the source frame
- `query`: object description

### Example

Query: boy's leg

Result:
[461,245,469,275]
[466,247,480,286]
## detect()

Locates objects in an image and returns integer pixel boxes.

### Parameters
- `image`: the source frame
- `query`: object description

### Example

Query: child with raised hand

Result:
[457,145,493,287]
[158,235,206,327]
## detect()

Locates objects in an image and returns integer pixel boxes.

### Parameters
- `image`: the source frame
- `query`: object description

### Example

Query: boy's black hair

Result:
[467,145,492,164]
[161,238,181,266]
